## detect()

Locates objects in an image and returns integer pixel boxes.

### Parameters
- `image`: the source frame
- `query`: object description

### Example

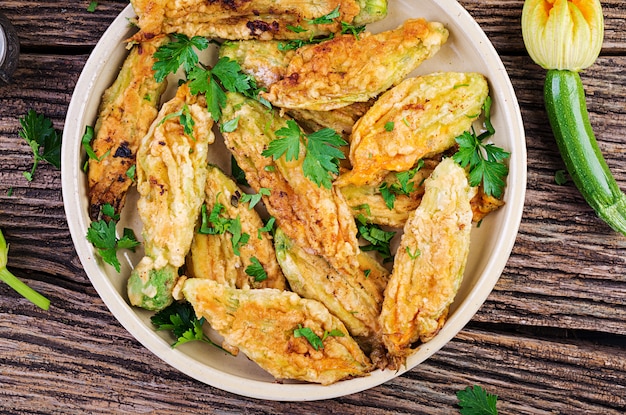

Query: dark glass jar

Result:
[0,12,19,84]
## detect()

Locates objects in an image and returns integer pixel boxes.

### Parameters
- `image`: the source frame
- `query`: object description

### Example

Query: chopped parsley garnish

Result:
[306,6,341,25]
[158,103,195,139]
[199,202,250,255]
[405,246,421,260]
[379,161,423,209]
[257,216,276,239]
[240,188,270,209]
[87,1,98,12]
[452,96,509,198]
[279,6,364,50]
[262,120,346,189]
[356,215,396,262]
[220,116,240,133]
[384,121,395,132]
[245,257,268,282]
[18,110,62,181]
[457,385,499,415]
[151,301,227,351]
[293,324,344,350]
[153,36,266,121]
[554,169,568,185]
[86,204,140,272]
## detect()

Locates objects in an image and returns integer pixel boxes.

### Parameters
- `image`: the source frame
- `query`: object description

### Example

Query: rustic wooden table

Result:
[1,1,625,413]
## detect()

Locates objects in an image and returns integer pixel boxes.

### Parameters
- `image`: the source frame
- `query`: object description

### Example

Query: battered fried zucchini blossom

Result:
[182,278,373,385]
[130,0,386,42]
[220,92,362,280]
[127,84,214,310]
[260,18,449,111]
[336,72,489,187]
[379,158,475,367]
[87,36,168,220]
[186,164,286,290]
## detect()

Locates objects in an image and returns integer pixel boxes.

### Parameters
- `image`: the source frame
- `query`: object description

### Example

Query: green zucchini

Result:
[544,69,626,235]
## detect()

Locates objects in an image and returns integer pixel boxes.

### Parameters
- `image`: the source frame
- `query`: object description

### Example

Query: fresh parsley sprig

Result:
[86,204,140,272]
[262,120,347,189]
[457,385,499,415]
[153,33,210,83]
[452,97,509,198]
[151,301,228,351]
[18,110,62,181]
[245,257,268,282]
[152,35,266,121]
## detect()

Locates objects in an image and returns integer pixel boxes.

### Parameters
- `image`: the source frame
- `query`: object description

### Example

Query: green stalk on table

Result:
[0,228,50,310]
[522,0,626,235]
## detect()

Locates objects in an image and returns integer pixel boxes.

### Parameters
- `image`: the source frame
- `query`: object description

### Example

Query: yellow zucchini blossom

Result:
[521,0,604,71]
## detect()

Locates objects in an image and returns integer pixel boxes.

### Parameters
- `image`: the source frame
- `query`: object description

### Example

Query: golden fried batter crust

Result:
[88,37,168,220]
[261,18,449,111]
[186,164,286,290]
[130,0,360,41]
[379,158,475,367]
[336,72,489,187]
[182,278,373,385]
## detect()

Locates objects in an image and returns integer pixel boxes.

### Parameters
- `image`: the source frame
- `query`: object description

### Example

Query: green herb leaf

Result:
[151,301,226,350]
[452,97,509,198]
[159,103,195,139]
[231,155,249,187]
[257,216,276,239]
[220,116,240,133]
[321,328,345,341]
[384,121,395,132]
[240,188,270,209]
[554,169,568,185]
[152,33,209,82]
[356,217,396,262]
[198,202,250,255]
[19,110,62,181]
[262,120,302,161]
[293,324,324,350]
[306,6,341,25]
[86,204,140,272]
[87,1,98,12]
[303,128,347,189]
[245,257,268,282]
[457,385,499,415]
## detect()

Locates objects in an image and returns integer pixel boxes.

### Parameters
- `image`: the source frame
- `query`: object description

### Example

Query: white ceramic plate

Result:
[62,0,526,401]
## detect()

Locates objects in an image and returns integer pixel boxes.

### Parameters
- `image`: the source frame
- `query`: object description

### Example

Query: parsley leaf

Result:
[152,33,209,82]
[356,215,396,262]
[306,6,340,25]
[263,121,346,188]
[245,257,268,282]
[293,325,324,350]
[19,110,62,181]
[262,120,302,162]
[86,204,140,272]
[198,202,250,255]
[378,162,423,209]
[240,188,270,209]
[158,103,195,139]
[457,385,499,415]
[187,57,261,122]
[452,96,509,198]
[151,301,226,350]
[257,216,276,239]
[303,128,347,189]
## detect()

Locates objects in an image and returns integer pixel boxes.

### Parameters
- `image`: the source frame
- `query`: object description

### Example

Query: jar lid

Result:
[0,25,6,67]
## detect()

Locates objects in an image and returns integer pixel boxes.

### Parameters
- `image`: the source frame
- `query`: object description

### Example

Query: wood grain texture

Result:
[0,1,625,414]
